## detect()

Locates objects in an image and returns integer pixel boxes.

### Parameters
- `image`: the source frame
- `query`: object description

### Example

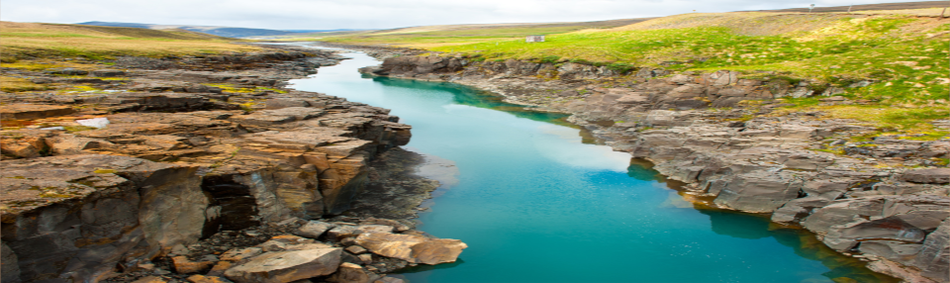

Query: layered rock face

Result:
[363,54,950,282]
[0,47,461,283]
[1,155,206,282]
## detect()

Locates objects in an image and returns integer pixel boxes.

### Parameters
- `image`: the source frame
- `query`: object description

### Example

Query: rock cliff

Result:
[360,52,949,283]
[1,46,463,283]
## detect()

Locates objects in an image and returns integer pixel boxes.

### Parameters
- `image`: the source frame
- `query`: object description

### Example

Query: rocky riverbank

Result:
[0,44,465,283]
[353,48,949,283]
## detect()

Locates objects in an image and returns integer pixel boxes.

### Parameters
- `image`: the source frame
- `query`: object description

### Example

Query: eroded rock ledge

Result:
[1,46,464,283]
[359,52,949,283]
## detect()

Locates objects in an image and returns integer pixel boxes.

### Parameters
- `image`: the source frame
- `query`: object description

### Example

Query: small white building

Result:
[526,35,545,43]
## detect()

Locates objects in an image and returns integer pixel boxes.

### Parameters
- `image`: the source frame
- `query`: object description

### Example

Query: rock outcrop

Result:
[0,45,463,283]
[804,196,949,282]
[1,155,206,282]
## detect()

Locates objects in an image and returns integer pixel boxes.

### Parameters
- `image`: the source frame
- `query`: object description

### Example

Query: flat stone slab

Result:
[902,168,950,184]
[224,248,342,283]
[0,104,75,120]
[355,232,466,265]
[0,154,180,216]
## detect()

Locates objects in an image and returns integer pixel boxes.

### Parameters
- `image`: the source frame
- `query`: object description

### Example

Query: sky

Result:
[0,0,940,30]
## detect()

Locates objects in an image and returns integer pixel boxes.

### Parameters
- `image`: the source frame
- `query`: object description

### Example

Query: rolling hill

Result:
[1,21,258,61]
[289,18,657,47]
[314,1,949,48]
[78,21,301,38]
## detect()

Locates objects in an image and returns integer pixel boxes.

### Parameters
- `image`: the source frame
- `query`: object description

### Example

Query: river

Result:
[287,47,891,283]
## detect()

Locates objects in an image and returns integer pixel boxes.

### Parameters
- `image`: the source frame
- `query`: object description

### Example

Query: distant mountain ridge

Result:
[77,21,313,38]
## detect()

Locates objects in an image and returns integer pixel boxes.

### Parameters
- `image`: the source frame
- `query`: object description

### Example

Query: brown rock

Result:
[346,245,368,255]
[294,221,335,239]
[45,135,114,155]
[328,225,362,241]
[132,276,168,283]
[90,69,126,77]
[187,275,233,283]
[327,224,396,242]
[223,248,342,283]
[258,235,331,252]
[0,134,48,158]
[373,277,405,283]
[327,262,373,283]
[410,239,469,265]
[0,104,74,120]
[207,261,233,277]
[358,225,394,234]
[901,168,950,184]
[142,135,191,150]
[361,218,411,232]
[220,248,263,262]
[340,237,359,246]
[266,98,311,109]
[1,155,208,282]
[357,254,373,264]
[173,256,215,274]
[355,232,466,265]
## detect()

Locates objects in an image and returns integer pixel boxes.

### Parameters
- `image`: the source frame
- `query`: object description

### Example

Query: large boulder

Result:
[378,56,463,76]
[327,262,375,283]
[224,248,342,283]
[294,221,336,239]
[901,168,950,184]
[355,232,466,265]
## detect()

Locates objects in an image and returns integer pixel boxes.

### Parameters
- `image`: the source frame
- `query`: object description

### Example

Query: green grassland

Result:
[324,9,949,133]
[432,12,948,105]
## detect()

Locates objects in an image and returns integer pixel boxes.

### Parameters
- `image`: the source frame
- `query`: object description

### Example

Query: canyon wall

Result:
[0,48,458,283]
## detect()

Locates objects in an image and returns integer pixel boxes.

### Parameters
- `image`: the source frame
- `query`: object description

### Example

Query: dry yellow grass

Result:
[604,12,853,36]
[0,21,260,61]
[0,76,49,92]
[0,60,99,71]
[605,8,949,36]
[846,7,949,17]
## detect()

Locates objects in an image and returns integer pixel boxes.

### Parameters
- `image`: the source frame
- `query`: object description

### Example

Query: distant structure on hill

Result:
[526,35,545,43]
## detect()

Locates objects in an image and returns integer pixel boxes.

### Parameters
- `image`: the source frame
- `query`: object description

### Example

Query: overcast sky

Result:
[0,0,939,30]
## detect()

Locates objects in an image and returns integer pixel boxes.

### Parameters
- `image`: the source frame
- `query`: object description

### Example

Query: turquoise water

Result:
[288,50,889,283]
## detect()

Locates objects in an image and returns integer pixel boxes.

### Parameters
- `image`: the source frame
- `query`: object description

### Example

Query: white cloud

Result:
[0,0,937,30]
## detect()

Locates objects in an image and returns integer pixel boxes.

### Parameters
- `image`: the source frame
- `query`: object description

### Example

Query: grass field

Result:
[0,21,260,62]
[294,18,654,48]
[317,6,949,133]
